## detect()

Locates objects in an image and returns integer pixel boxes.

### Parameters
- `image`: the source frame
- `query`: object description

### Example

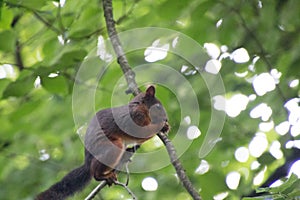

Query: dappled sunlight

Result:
[270,180,283,188]
[183,115,191,125]
[286,140,300,149]
[288,160,300,178]
[248,132,268,157]
[204,47,223,73]
[216,19,223,28]
[141,177,158,191]
[204,43,220,59]
[53,0,66,7]
[34,76,41,88]
[269,141,283,159]
[213,191,228,200]
[213,94,249,118]
[290,123,300,137]
[172,36,179,48]
[234,70,248,78]
[270,69,282,84]
[253,166,267,186]
[259,121,274,132]
[180,65,189,73]
[205,59,222,74]
[251,161,261,170]
[235,147,249,163]
[57,35,70,45]
[0,64,17,79]
[180,64,197,75]
[289,79,299,88]
[250,103,272,121]
[284,98,300,137]
[48,73,59,78]
[39,149,50,161]
[186,125,201,140]
[231,48,250,63]
[195,160,210,175]
[252,73,276,96]
[97,35,113,62]
[248,56,260,72]
[144,39,169,62]
[258,0,263,8]
[203,44,250,75]
[275,121,290,135]
[226,171,241,190]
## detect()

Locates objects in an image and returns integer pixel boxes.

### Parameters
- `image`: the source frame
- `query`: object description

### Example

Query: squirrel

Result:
[36,86,170,200]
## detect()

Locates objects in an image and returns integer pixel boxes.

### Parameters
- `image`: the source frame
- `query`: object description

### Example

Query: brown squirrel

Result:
[36,86,169,200]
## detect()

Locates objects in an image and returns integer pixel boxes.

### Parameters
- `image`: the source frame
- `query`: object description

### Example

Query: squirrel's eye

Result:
[155,103,162,109]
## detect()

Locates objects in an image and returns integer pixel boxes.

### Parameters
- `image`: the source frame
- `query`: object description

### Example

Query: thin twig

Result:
[85,181,107,200]
[15,40,24,71]
[85,145,140,199]
[32,11,62,35]
[114,181,138,200]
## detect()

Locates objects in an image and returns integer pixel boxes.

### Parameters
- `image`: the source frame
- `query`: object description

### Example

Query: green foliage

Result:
[243,174,300,200]
[0,30,15,52]
[0,0,300,200]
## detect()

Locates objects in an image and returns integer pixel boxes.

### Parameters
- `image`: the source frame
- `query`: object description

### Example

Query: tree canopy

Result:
[1,0,300,199]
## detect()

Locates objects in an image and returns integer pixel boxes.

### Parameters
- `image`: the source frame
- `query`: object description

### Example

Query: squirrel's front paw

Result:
[161,121,170,134]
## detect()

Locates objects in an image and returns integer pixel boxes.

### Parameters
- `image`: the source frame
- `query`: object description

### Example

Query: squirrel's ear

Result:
[146,85,155,97]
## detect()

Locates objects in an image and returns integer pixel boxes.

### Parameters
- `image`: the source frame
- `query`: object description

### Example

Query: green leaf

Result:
[41,75,69,94]
[256,187,271,194]
[2,75,34,98]
[0,5,13,29]
[242,195,274,200]
[0,30,16,52]
[8,0,47,9]
[268,174,299,194]
[42,38,62,63]
[10,100,41,121]
[257,152,275,165]
[68,6,102,38]
[0,78,11,98]
[58,49,87,66]
[50,49,87,69]
[288,190,300,198]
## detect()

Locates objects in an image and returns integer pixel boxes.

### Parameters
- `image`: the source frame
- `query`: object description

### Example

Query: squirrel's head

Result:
[131,86,168,124]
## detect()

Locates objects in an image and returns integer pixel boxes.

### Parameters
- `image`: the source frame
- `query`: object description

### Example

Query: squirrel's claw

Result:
[161,121,170,134]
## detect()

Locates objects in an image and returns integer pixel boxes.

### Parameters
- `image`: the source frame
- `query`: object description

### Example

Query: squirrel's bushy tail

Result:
[36,164,91,200]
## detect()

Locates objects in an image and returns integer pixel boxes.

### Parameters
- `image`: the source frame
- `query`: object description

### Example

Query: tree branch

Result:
[15,40,24,71]
[99,0,202,200]
[157,132,201,200]
[102,0,140,96]
[10,15,24,71]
